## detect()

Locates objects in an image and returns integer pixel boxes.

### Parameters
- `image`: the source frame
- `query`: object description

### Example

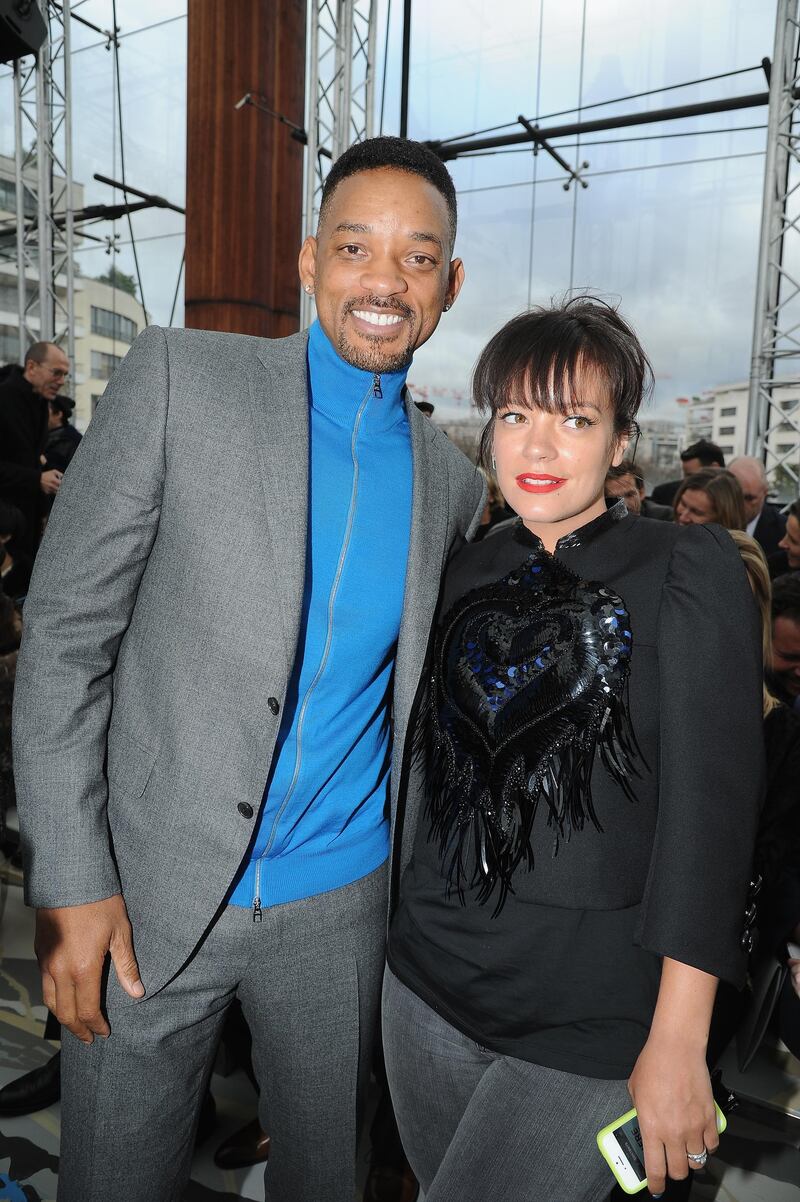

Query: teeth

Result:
[353,310,403,327]
[523,477,559,484]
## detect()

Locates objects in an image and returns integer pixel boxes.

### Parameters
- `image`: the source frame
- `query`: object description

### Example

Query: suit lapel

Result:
[392,400,451,763]
[246,332,310,673]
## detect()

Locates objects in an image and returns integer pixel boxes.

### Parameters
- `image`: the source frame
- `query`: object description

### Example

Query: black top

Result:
[0,367,48,556]
[388,503,765,1079]
[45,423,82,474]
[753,504,787,561]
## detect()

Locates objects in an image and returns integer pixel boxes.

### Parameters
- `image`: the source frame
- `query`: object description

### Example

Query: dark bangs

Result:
[473,298,653,469]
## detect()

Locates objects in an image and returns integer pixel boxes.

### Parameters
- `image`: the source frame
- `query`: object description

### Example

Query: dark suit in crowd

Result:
[0,366,48,557]
[650,479,680,507]
[641,497,673,521]
[751,503,787,560]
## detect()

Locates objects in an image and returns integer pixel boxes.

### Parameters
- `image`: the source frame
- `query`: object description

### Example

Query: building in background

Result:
[72,276,142,429]
[0,153,143,430]
[683,382,800,495]
[636,418,682,468]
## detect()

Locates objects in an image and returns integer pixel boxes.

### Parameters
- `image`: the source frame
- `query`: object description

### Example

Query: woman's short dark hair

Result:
[673,467,747,530]
[473,297,653,470]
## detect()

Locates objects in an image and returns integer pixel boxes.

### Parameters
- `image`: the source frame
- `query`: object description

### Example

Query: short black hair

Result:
[49,394,75,423]
[318,136,457,250]
[787,499,800,523]
[772,572,800,624]
[681,438,725,467]
[607,457,643,490]
[473,296,653,469]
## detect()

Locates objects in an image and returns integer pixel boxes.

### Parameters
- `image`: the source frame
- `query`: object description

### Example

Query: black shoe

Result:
[213,1117,270,1169]
[0,1050,61,1117]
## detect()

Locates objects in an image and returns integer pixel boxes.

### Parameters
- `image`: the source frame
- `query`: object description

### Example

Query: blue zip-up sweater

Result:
[229,321,414,912]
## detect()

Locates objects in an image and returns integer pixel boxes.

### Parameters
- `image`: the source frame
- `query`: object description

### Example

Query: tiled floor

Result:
[1,842,799,1201]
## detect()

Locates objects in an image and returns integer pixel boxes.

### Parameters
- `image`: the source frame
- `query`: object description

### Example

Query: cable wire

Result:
[111,0,148,324]
[168,248,185,326]
[435,63,765,146]
[568,0,587,294]
[379,0,392,134]
[453,149,766,196]
[455,122,768,156]
[526,0,544,310]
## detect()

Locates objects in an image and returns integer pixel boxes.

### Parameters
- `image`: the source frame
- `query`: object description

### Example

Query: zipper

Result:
[252,375,379,920]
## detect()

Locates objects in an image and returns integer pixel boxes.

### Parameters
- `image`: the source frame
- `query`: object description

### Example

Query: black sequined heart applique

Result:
[426,552,638,912]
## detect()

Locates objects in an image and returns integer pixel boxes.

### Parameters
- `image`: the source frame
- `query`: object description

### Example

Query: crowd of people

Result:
[0,135,799,1202]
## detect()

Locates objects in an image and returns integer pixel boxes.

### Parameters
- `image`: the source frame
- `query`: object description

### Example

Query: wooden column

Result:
[185,0,307,337]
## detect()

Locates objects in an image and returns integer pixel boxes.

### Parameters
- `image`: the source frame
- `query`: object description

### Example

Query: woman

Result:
[384,298,764,1202]
[770,497,800,578]
[673,467,746,530]
[44,395,82,474]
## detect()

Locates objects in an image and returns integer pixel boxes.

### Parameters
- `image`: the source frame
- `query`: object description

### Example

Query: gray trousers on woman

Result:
[58,864,387,1202]
[382,967,631,1202]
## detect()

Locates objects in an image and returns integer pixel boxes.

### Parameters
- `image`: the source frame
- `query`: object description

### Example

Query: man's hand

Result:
[40,469,63,495]
[34,894,144,1044]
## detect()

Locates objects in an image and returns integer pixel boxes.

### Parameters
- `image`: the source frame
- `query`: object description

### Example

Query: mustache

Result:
[342,296,414,320]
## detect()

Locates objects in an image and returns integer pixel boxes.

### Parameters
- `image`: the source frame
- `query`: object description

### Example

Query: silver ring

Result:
[686,1149,708,1167]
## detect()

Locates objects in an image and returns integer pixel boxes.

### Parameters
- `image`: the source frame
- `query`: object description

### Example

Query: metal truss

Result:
[12,0,75,367]
[301,0,377,327]
[747,0,800,493]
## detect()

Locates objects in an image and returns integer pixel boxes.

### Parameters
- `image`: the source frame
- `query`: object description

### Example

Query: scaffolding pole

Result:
[301,0,376,328]
[747,0,800,494]
[12,0,75,369]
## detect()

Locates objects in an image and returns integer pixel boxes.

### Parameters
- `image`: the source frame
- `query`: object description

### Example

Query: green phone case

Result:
[596,1103,727,1195]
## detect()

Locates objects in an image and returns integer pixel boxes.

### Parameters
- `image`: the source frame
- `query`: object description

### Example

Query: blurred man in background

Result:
[729,457,786,559]
[0,343,68,557]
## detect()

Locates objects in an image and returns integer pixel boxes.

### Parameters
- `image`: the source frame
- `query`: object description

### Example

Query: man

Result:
[650,438,725,507]
[0,343,68,556]
[768,498,800,580]
[13,137,484,1202]
[605,459,672,519]
[44,395,82,474]
[729,456,786,558]
[768,574,800,710]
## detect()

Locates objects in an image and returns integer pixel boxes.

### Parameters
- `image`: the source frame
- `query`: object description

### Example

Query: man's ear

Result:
[298,236,318,294]
[444,258,465,311]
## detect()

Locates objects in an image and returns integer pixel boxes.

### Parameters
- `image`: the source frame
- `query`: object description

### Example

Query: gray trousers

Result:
[58,863,388,1202]
[382,967,631,1202]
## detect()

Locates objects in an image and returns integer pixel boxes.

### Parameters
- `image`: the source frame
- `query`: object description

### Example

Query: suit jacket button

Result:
[238,802,254,819]
[268,697,280,715]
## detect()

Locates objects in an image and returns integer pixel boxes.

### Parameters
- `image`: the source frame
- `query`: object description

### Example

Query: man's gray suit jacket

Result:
[13,325,485,994]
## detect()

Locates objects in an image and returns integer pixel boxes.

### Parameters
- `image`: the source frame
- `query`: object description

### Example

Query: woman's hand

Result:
[629,958,720,1197]
[628,1032,718,1197]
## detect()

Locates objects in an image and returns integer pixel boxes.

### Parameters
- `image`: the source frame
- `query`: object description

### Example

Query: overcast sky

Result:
[0,0,778,421]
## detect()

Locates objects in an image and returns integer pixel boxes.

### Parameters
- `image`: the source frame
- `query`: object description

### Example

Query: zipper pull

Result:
[373,373,382,399]
[252,897,263,923]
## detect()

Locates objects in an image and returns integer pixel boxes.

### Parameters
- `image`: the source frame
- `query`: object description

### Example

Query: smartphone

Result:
[787,941,800,960]
[597,1102,727,1195]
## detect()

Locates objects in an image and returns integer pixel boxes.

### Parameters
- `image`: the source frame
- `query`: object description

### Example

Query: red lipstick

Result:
[515,473,567,494]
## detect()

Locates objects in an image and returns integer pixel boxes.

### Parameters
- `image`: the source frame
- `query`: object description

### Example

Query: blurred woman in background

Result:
[673,467,746,530]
